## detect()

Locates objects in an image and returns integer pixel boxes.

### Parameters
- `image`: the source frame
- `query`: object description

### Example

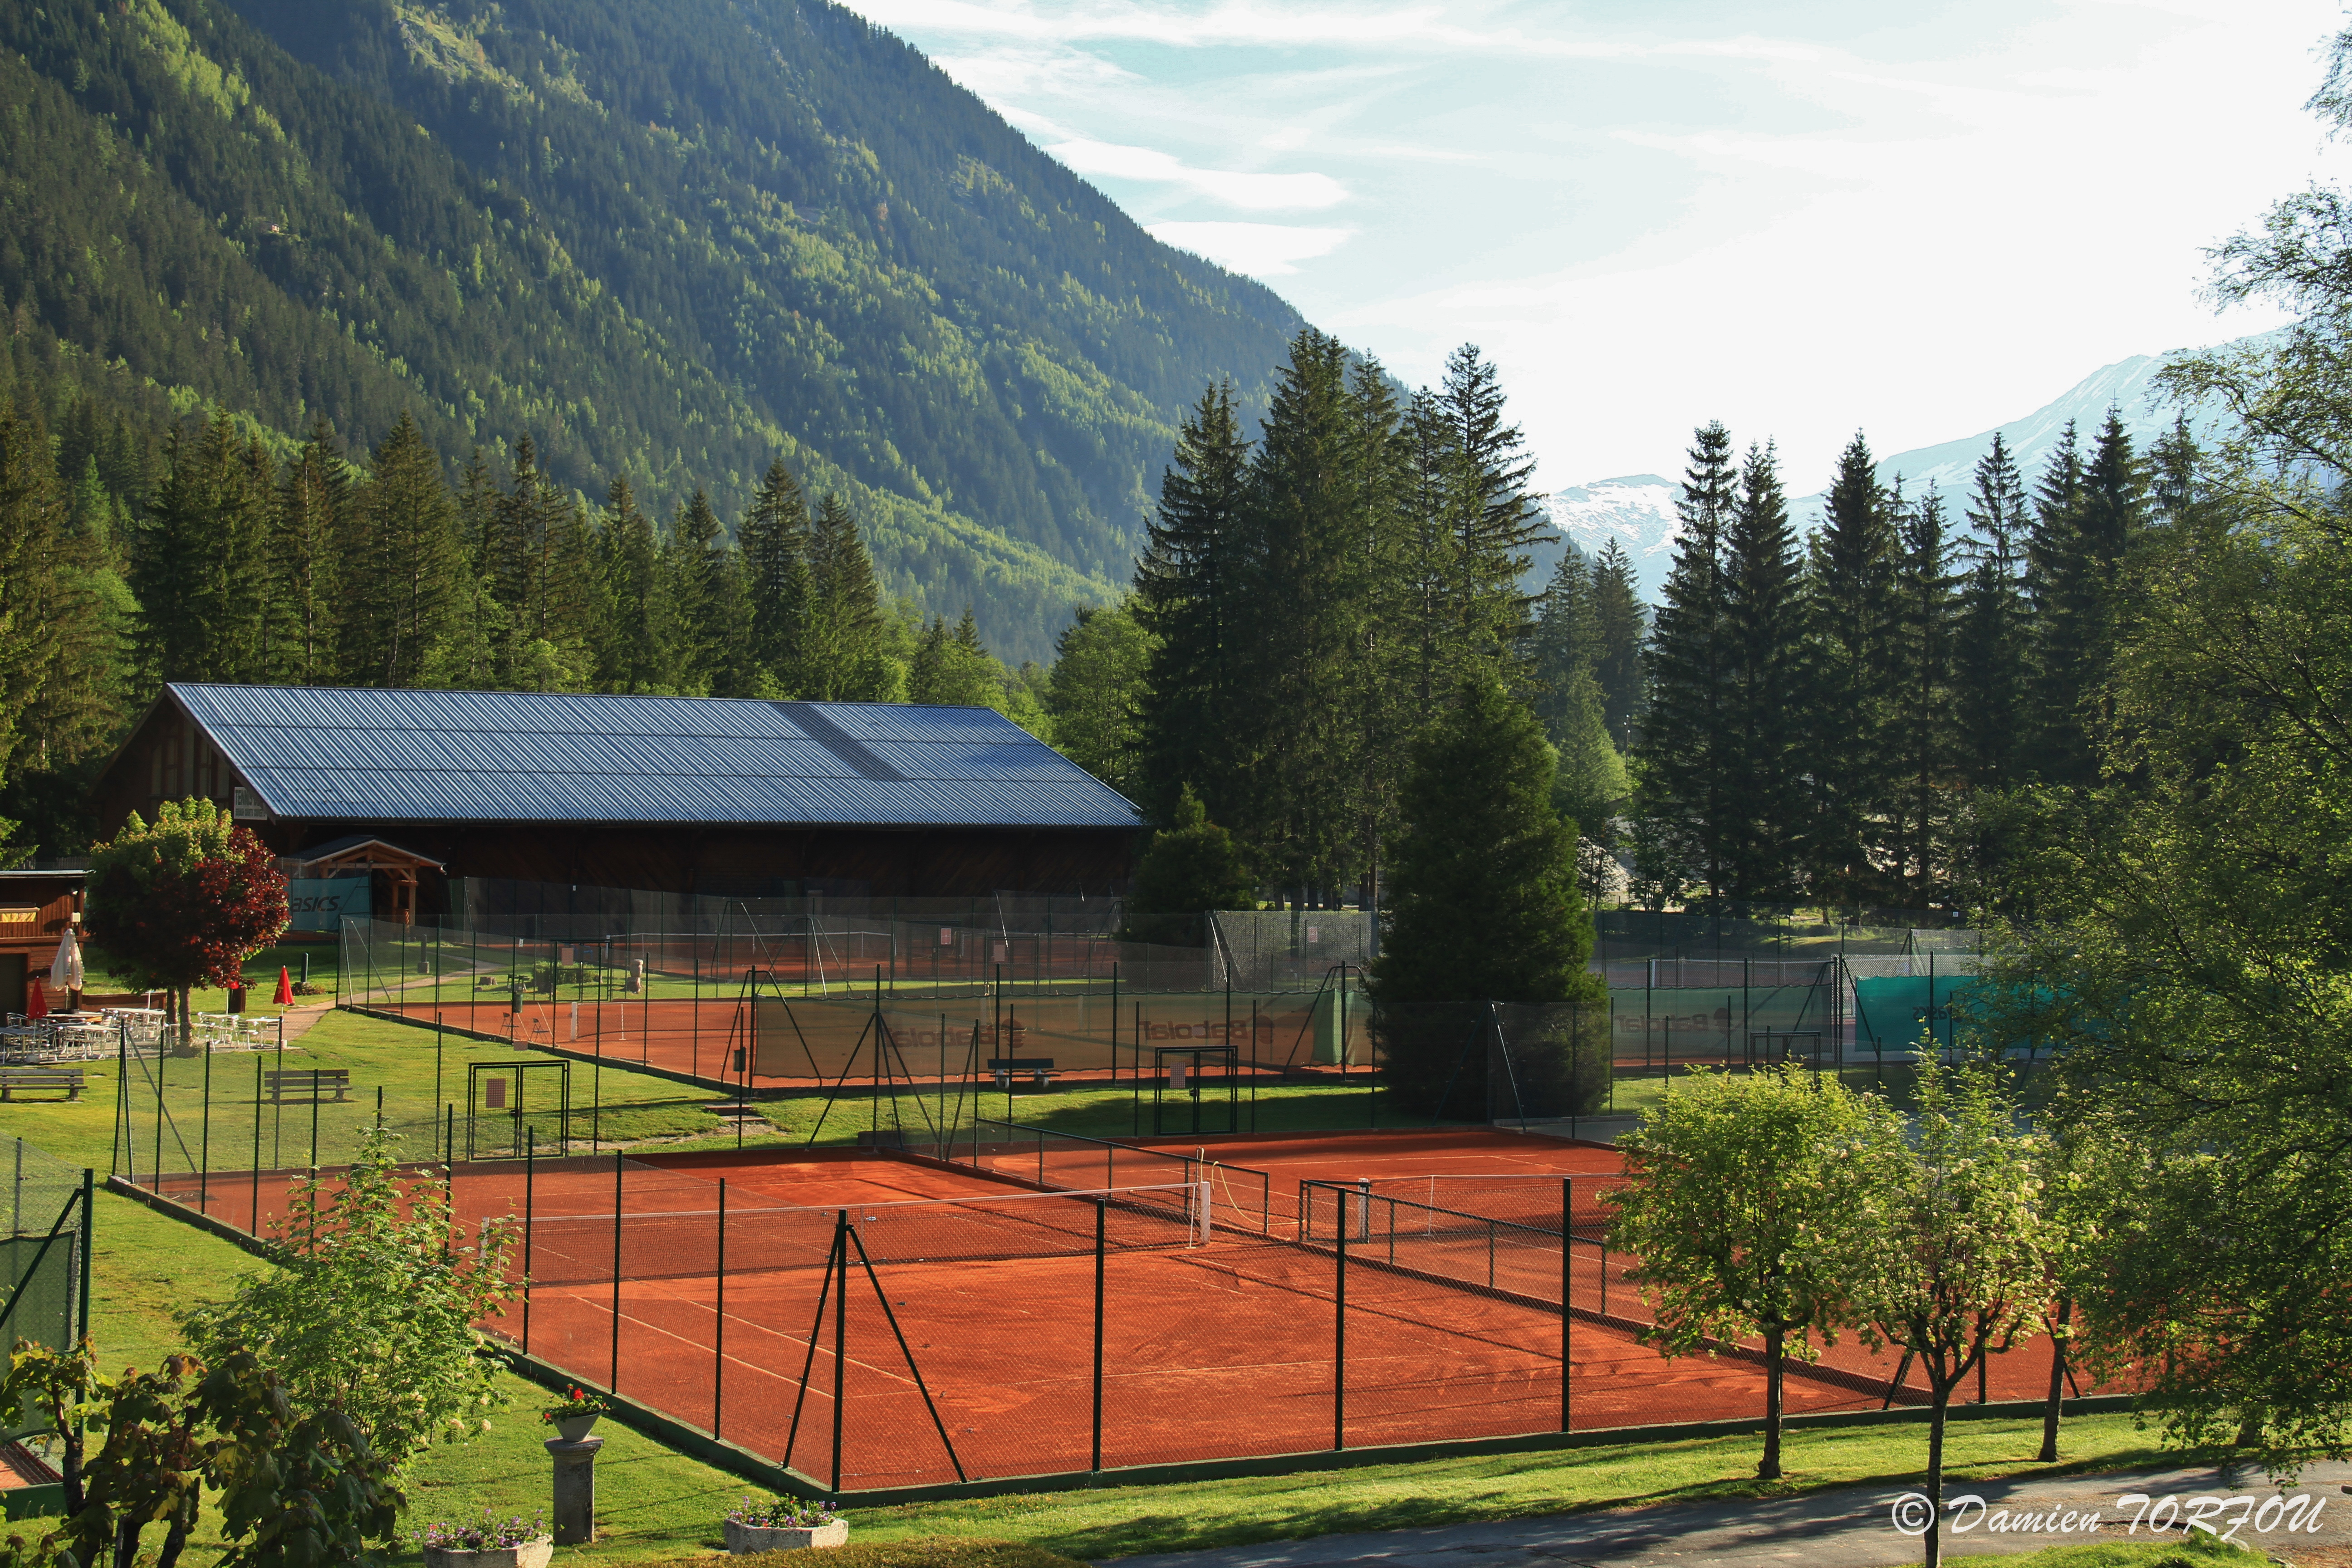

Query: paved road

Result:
[1105,1460,2352,1568]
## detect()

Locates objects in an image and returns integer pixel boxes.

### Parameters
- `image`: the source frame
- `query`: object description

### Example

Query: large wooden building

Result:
[90,685,1143,921]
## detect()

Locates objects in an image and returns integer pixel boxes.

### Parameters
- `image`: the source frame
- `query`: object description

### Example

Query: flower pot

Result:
[551,1413,600,1441]
[424,1536,554,1568]
[726,1519,847,1554]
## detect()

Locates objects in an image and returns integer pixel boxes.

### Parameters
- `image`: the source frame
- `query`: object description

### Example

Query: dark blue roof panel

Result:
[170,685,1142,830]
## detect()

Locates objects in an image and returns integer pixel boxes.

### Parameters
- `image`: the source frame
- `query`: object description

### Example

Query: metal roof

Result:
[168,685,1142,830]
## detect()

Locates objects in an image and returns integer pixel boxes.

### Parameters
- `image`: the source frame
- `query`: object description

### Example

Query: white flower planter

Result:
[425,1537,555,1568]
[725,1519,848,1554]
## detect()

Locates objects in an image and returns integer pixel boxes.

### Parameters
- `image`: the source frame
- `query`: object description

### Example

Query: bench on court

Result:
[0,1068,85,1102]
[265,1068,351,1104]
[988,1056,1056,1089]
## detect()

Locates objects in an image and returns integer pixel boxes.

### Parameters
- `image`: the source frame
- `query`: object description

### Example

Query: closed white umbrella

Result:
[50,926,83,993]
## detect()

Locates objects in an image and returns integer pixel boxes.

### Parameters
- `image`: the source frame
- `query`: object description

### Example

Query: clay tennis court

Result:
[358,990,1349,1092]
[141,1128,2078,1490]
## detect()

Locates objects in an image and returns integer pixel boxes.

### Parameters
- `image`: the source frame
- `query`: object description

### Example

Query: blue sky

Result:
[842,0,2342,491]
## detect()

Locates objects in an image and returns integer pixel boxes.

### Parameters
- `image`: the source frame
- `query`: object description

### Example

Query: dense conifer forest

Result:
[0,0,1302,661]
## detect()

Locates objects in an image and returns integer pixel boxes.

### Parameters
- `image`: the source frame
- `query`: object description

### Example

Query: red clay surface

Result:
[137,1133,2090,1490]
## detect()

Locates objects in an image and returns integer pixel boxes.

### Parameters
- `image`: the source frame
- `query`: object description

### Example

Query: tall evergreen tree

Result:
[592,475,670,694]
[665,489,734,697]
[1438,344,1548,673]
[0,399,64,856]
[1888,486,1959,901]
[1237,328,1362,901]
[1953,432,2032,794]
[1135,380,1251,827]
[133,413,270,686]
[1718,441,1805,901]
[1590,538,1646,750]
[1633,422,1737,902]
[738,459,813,697]
[2024,415,2143,785]
[805,492,895,701]
[1528,545,1597,746]
[1799,432,1901,902]
[273,420,347,686]
[344,414,461,689]
[1341,352,1415,908]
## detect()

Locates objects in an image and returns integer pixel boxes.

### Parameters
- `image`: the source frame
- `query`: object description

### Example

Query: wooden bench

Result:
[0,1068,85,1102]
[265,1068,351,1104]
[988,1057,1057,1089]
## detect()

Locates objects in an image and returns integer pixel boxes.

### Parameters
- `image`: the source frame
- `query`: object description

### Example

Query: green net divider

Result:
[1,1138,93,1442]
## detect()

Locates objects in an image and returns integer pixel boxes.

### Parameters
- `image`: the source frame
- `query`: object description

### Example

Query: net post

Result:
[1561,1176,1572,1433]
[1092,1196,1106,1472]
[1333,1193,1347,1452]
[833,1208,848,1495]
[713,1178,727,1439]
[610,1150,625,1392]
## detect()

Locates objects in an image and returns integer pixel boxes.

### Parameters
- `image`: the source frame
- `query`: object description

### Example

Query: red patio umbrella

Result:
[24,977,47,1019]
[275,966,295,1006]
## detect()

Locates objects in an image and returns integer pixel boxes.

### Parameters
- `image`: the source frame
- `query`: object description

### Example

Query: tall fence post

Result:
[1561,1176,1572,1433]
[1333,1190,1347,1452]
[1092,1196,1106,1472]
[833,1208,848,1495]
[713,1178,727,1439]
[522,1127,536,1352]
[610,1151,625,1392]
[78,1166,94,1344]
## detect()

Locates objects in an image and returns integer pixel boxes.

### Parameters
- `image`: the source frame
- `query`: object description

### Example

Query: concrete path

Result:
[1104,1460,2352,1568]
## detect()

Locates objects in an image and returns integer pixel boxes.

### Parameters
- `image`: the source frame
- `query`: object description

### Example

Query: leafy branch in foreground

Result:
[177,1127,521,1470]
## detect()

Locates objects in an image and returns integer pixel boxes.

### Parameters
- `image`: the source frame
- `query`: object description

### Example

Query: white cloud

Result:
[1147,221,1353,275]
[1047,138,1347,209]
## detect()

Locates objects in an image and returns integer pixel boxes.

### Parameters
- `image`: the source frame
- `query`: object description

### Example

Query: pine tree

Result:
[133,413,270,686]
[1237,328,1362,901]
[1591,538,1645,749]
[1439,344,1547,673]
[1633,422,1737,902]
[666,488,732,696]
[804,492,894,701]
[1719,441,1805,901]
[348,414,461,689]
[1341,353,1414,909]
[0,399,65,854]
[1888,486,1959,901]
[592,475,670,693]
[273,420,346,686]
[2024,416,2143,785]
[907,610,1004,707]
[1800,432,1901,903]
[1135,380,1252,827]
[1371,674,1609,1110]
[1528,545,1597,745]
[1954,433,2031,793]
[1395,387,1460,711]
[738,458,812,696]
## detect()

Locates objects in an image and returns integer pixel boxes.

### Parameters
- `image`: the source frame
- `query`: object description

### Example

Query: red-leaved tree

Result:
[86,798,288,1043]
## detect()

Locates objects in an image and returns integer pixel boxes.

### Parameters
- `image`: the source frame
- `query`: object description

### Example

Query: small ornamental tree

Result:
[1822,1057,2059,1568]
[85,799,287,1040]
[1607,1065,1897,1479]
[1122,784,1256,945]
[178,1127,521,1470]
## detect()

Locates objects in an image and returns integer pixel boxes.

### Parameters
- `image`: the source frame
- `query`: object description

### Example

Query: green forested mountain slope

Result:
[0,0,1303,657]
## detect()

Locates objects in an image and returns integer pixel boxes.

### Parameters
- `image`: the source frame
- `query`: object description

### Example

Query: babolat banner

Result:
[286,876,371,932]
